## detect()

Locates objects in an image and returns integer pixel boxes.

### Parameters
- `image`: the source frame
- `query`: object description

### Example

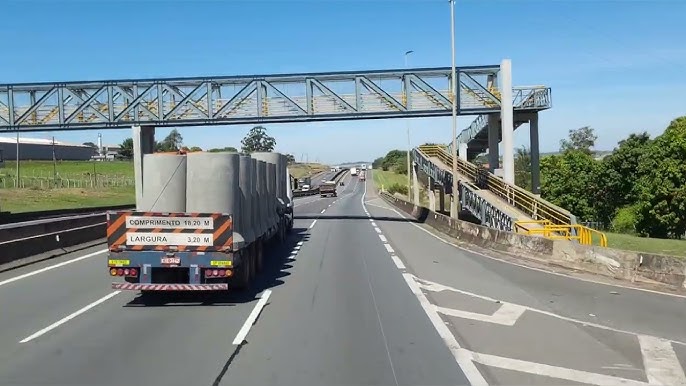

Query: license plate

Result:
[161,257,181,265]
[108,259,130,267]
[210,260,232,267]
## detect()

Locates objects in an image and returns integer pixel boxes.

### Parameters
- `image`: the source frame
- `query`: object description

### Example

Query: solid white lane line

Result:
[401,273,488,385]
[383,244,394,253]
[20,291,121,343]
[638,335,686,385]
[390,255,406,270]
[232,289,273,345]
[309,220,317,229]
[374,227,382,234]
[378,234,387,243]
[0,249,107,288]
[471,352,649,386]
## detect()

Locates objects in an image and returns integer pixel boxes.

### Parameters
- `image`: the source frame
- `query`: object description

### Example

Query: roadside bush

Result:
[387,183,408,196]
[612,205,638,234]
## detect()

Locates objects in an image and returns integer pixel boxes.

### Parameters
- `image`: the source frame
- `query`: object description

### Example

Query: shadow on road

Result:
[123,227,311,307]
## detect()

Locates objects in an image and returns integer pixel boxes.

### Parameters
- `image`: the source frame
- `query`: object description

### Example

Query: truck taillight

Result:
[110,268,117,276]
[116,268,124,276]
[129,268,138,277]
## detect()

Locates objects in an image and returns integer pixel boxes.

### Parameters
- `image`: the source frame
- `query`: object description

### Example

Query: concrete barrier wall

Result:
[380,192,686,290]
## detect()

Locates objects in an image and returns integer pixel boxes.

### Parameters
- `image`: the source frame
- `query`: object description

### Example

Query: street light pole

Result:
[405,50,414,201]
[449,0,459,218]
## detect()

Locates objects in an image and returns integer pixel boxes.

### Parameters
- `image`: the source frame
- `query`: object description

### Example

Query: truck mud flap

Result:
[112,283,228,291]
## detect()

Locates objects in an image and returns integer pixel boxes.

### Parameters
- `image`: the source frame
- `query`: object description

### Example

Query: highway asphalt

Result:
[0,172,684,385]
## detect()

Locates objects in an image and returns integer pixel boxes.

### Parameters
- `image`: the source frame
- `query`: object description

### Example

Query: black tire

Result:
[255,241,264,272]
[231,250,251,290]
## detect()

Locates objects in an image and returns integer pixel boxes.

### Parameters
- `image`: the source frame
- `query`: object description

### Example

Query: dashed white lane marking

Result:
[638,335,686,385]
[320,209,326,214]
[378,234,387,243]
[370,222,377,227]
[383,244,394,253]
[309,220,317,229]
[0,249,107,288]
[436,303,526,326]
[374,227,382,234]
[368,219,374,222]
[232,289,272,345]
[20,291,121,343]
[390,255,406,270]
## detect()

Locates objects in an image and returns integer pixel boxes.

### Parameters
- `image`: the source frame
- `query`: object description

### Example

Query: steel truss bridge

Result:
[0,65,551,132]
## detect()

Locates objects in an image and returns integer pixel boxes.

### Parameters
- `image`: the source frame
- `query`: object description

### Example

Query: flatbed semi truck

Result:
[107,147,293,292]
[319,181,337,197]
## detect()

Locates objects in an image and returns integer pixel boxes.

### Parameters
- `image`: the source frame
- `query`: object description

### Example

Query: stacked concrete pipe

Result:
[141,153,187,212]
[185,152,243,249]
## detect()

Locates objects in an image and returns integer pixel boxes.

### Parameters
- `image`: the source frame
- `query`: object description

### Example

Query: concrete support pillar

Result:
[412,163,420,206]
[438,185,445,213]
[530,113,541,194]
[132,125,156,210]
[487,114,500,173]
[428,176,436,212]
[500,59,515,185]
[458,143,468,161]
[449,195,457,218]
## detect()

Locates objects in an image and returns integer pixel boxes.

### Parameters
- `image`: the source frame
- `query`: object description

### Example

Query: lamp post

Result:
[449,0,459,218]
[405,50,414,201]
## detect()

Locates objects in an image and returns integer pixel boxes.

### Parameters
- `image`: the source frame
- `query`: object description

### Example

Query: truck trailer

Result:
[106,147,294,292]
[319,181,337,197]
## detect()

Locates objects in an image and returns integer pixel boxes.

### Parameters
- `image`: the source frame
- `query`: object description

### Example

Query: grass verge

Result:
[289,163,329,179]
[604,232,686,258]
[0,186,135,213]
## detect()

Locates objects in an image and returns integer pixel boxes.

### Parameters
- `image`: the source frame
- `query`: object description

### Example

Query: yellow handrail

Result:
[417,144,574,227]
[515,220,608,247]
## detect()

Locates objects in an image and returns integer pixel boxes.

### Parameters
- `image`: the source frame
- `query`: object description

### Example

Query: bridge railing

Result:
[416,145,576,227]
[515,220,608,247]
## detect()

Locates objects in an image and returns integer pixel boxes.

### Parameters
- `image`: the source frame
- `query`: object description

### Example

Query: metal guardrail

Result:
[415,145,576,231]
[0,204,135,225]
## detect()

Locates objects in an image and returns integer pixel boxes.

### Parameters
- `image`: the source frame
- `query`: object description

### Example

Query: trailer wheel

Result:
[255,241,264,272]
[248,248,257,281]
[230,250,251,290]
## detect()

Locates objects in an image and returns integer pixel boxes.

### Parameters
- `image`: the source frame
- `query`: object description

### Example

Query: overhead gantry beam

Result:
[0,66,551,132]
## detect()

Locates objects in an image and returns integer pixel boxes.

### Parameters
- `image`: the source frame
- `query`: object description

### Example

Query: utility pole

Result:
[449,0,459,219]
[52,136,57,187]
[405,50,414,201]
[15,130,19,188]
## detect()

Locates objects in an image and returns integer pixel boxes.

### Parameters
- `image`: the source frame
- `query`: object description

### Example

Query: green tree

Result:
[157,129,183,152]
[119,138,133,159]
[560,126,597,155]
[189,146,203,152]
[380,150,408,173]
[241,126,276,153]
[284,153,296,164]
[594,132,652,225]
[540,150,601,222]
[514,146,532,191]
[208,146,238,153]
[372,157,384,169]
[634,117,686,238]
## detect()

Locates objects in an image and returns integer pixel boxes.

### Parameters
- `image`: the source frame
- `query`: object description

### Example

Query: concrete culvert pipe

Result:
[256,160,269,234]
[239,155,256,245]
[250,158,264,238]
[141,153,187,213]
[185,152,243,249]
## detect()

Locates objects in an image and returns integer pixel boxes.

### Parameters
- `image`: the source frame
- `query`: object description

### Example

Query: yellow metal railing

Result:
[417,144,575,227]
[515,220,608,247]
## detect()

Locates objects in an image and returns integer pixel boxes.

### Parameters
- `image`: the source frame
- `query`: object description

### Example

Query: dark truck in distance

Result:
[320,181,337,197]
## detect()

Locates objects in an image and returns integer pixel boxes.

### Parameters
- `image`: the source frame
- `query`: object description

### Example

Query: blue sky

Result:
[1,0,685,164]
